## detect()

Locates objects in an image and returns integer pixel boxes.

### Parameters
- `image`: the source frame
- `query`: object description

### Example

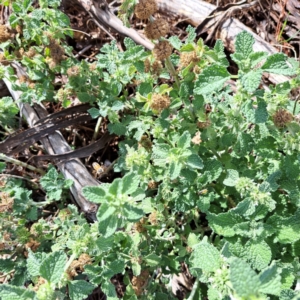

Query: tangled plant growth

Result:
[0,0,300,299]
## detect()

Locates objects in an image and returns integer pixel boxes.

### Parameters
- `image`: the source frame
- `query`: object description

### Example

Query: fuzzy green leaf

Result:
[244,240,272,271]
[0,97,19,128]
[122,172,140,195]
[273,81,291,95]
[213,39,229,67]
[240,69,263,92]
[77,92,92,103]
[12,2,22,13]
[97,203,118,237]
[109,178,123,197]
[223,169,239,186]
[194,65,230,95]
[123,203,144,222]
[280,180,300,205]
[261,53,297,75]
[169,161,182,180]
[83,265,102,285]
[234,31,254,58]
[27,251,47,277]
[82,186,107,204]
[108,123,126,135]
[233,133,253,157]
[169,36,182,50]
[101,281,118,299]
[23,0,32,11]
[68,280,95,300]
[187,233,200,248]
[232,198,256,217]
[179,81,192,99]
[202,159,223,182]
[0,260,14,275]
[96,236,114,252]
[255,99,268,123]
[221,133,237,147]
[88,107,100,119]
[207,212,243,237]
[128,120,150,140]
[230,258,260,297]
[51,9,70,27]
[40,165,73,201]
[207,286,222,300]
[144,253,161,267]
[111,101,125,111]
[197,193,212,213]
[180,168,197,182]
[186,154,204,170]
[0,285,36,300]
[249,51,268,68]
[110,82,122,97]
[40,251,67,284]
[190,239,221,273]
[284,155,300,178]
[138,82,152,96]
[152,143,170,161]
[185,25,197,44]
[132,261,141,276]
[266,171,282,191]
[177,131,191,149]
[276,210,300,244]
[258,263,281,296]
[103,260,125,279]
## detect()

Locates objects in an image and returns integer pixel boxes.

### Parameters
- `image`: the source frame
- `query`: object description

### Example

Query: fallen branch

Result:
[76,0,154,50]
[2,64,101,221]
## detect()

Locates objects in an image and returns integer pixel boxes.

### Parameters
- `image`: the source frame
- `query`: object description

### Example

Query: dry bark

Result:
[3,64,100,221]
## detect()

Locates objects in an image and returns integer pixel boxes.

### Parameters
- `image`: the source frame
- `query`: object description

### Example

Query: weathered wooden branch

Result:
[76,0,154,50]
[3,65,99,221]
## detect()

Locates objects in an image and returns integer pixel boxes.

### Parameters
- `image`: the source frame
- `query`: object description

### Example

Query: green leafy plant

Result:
[39,164,73,201]
[1,0,300,299]
[0,96,19,132]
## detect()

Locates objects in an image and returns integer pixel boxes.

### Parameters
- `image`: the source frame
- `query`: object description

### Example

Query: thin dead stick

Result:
[77,0,154,50]
[205,0,258,42]
[75,44,93,58]
[0,153,46,175]
[92,117,102,142]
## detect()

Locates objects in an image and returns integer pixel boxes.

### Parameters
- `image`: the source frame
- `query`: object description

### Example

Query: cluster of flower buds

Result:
[134,0,172,61]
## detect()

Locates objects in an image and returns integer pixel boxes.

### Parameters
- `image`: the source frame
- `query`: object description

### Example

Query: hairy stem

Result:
[0,153,45,175]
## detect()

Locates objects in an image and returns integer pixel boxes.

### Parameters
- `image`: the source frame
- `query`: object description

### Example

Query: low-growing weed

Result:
[0,0,300,299]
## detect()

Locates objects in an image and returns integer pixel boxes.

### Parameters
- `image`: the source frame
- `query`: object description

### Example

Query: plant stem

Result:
[292,94,299,115]
[0,153,45,175]
[92,117,102,142]
[148,15,180,89]
[64,253,77,272]
[187,278,199,300]
[165,57,180,90]
[0,174,41,191]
